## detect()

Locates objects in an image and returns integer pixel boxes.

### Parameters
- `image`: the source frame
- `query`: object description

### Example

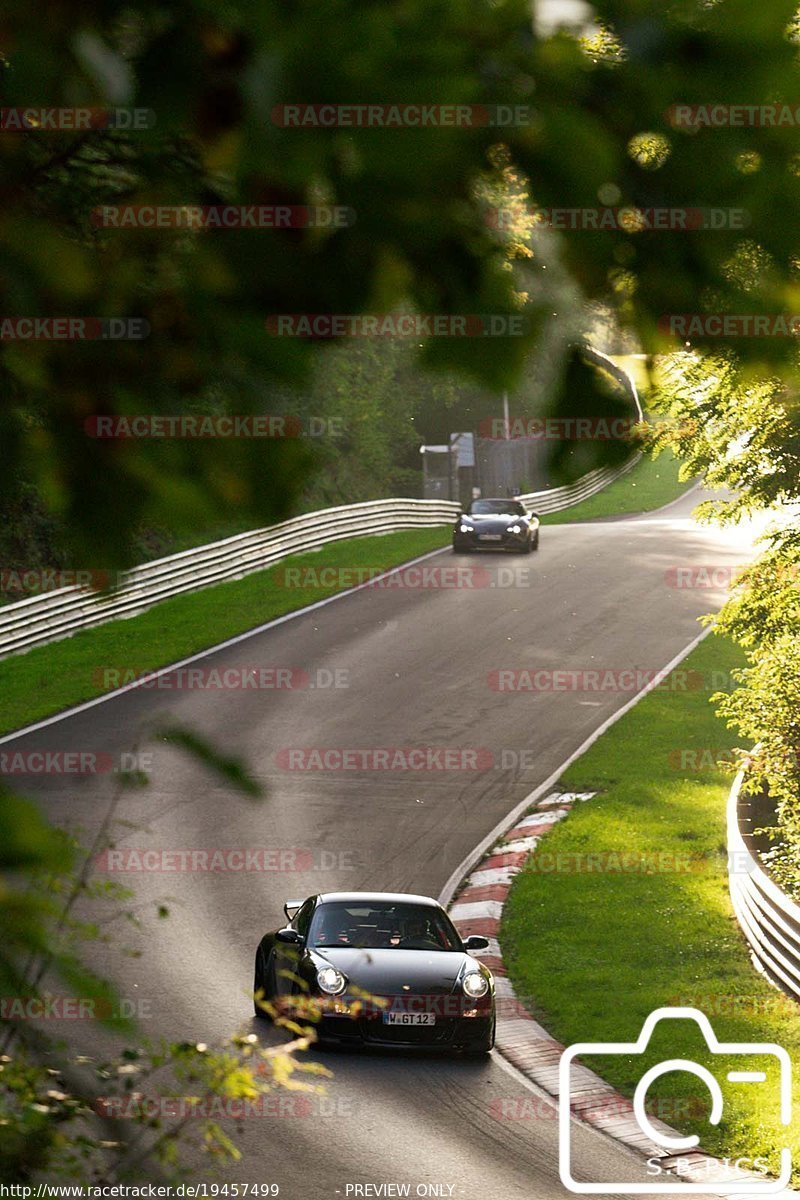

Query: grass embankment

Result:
[543,451,693,525]
[502,634,800,1181]
[0,527,449,736]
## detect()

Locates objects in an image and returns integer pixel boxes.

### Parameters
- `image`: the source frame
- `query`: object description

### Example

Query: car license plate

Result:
[478,533,502,541]
[383,1012,436,1025]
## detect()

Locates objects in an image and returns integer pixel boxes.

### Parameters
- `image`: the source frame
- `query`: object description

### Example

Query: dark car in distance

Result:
[452,498,540,554]
[254,892,495,1055]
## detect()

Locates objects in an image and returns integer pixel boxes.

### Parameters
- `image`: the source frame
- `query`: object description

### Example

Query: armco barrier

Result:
[582,345,644,423]
[728,766,800,1001]
[0,456,639,662]
[519,454,640,513]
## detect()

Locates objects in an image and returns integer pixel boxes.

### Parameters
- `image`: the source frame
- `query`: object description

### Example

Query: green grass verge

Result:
[543,451,693,524]
[0,526,449,737]
[502,633,800,1182]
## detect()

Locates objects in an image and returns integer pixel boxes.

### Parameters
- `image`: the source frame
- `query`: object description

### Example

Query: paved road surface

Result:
[3,490,767,1199]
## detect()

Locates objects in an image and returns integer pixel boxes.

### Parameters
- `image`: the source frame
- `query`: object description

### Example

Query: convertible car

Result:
[254,892,495,1054]
[452,498,540,553]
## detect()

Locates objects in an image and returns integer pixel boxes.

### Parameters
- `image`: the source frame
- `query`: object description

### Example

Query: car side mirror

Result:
[463,935,490,951]
[276,927,304,945]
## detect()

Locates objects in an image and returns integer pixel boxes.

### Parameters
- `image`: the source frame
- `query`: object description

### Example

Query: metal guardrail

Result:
[520,454,640,513]
[0,498,458,661]
[516,342,642,513]
[0,454,640,662]
[728,766,800,1001]
[585,347,644,420]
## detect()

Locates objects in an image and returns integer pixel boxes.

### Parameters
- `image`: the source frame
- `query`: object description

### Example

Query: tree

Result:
[645,352,800,897]
[6,0,800,1176]
[4,0,800,567]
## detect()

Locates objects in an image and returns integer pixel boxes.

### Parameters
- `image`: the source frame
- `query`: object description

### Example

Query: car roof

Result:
[316,892,440,907]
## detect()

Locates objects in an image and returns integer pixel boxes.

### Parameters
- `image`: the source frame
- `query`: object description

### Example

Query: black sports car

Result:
[254,892,495,1054]
[452,498,540,553]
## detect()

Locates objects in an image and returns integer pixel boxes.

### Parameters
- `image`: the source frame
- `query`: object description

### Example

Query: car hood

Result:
[462,514,521,529]
[310,947,471,994]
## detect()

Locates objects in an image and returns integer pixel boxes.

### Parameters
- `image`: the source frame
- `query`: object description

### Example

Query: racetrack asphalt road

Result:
[1,489,771,1199]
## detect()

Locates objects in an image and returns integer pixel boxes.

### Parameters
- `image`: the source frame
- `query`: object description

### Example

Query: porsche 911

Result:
[254,892,495,1055]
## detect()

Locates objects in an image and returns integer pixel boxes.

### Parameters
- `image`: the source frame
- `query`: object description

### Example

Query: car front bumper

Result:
[314,997,494,1050]
[316,1013,494,1050]
[453,529,530,551]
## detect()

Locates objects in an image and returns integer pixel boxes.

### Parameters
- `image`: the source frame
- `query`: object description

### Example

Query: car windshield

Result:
[309,901,462,951]
[469,500,526,516]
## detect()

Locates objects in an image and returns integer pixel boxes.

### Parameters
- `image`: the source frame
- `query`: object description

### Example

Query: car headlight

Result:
[458,523,474,533]
[508,524,522,534]
[317,966,347,995]
[462,971,489,999]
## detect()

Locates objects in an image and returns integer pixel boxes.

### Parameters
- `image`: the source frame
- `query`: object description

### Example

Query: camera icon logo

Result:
[558,1007,792,1194]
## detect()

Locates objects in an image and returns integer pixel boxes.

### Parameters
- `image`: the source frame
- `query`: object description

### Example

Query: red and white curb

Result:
[447,789,796,1199]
